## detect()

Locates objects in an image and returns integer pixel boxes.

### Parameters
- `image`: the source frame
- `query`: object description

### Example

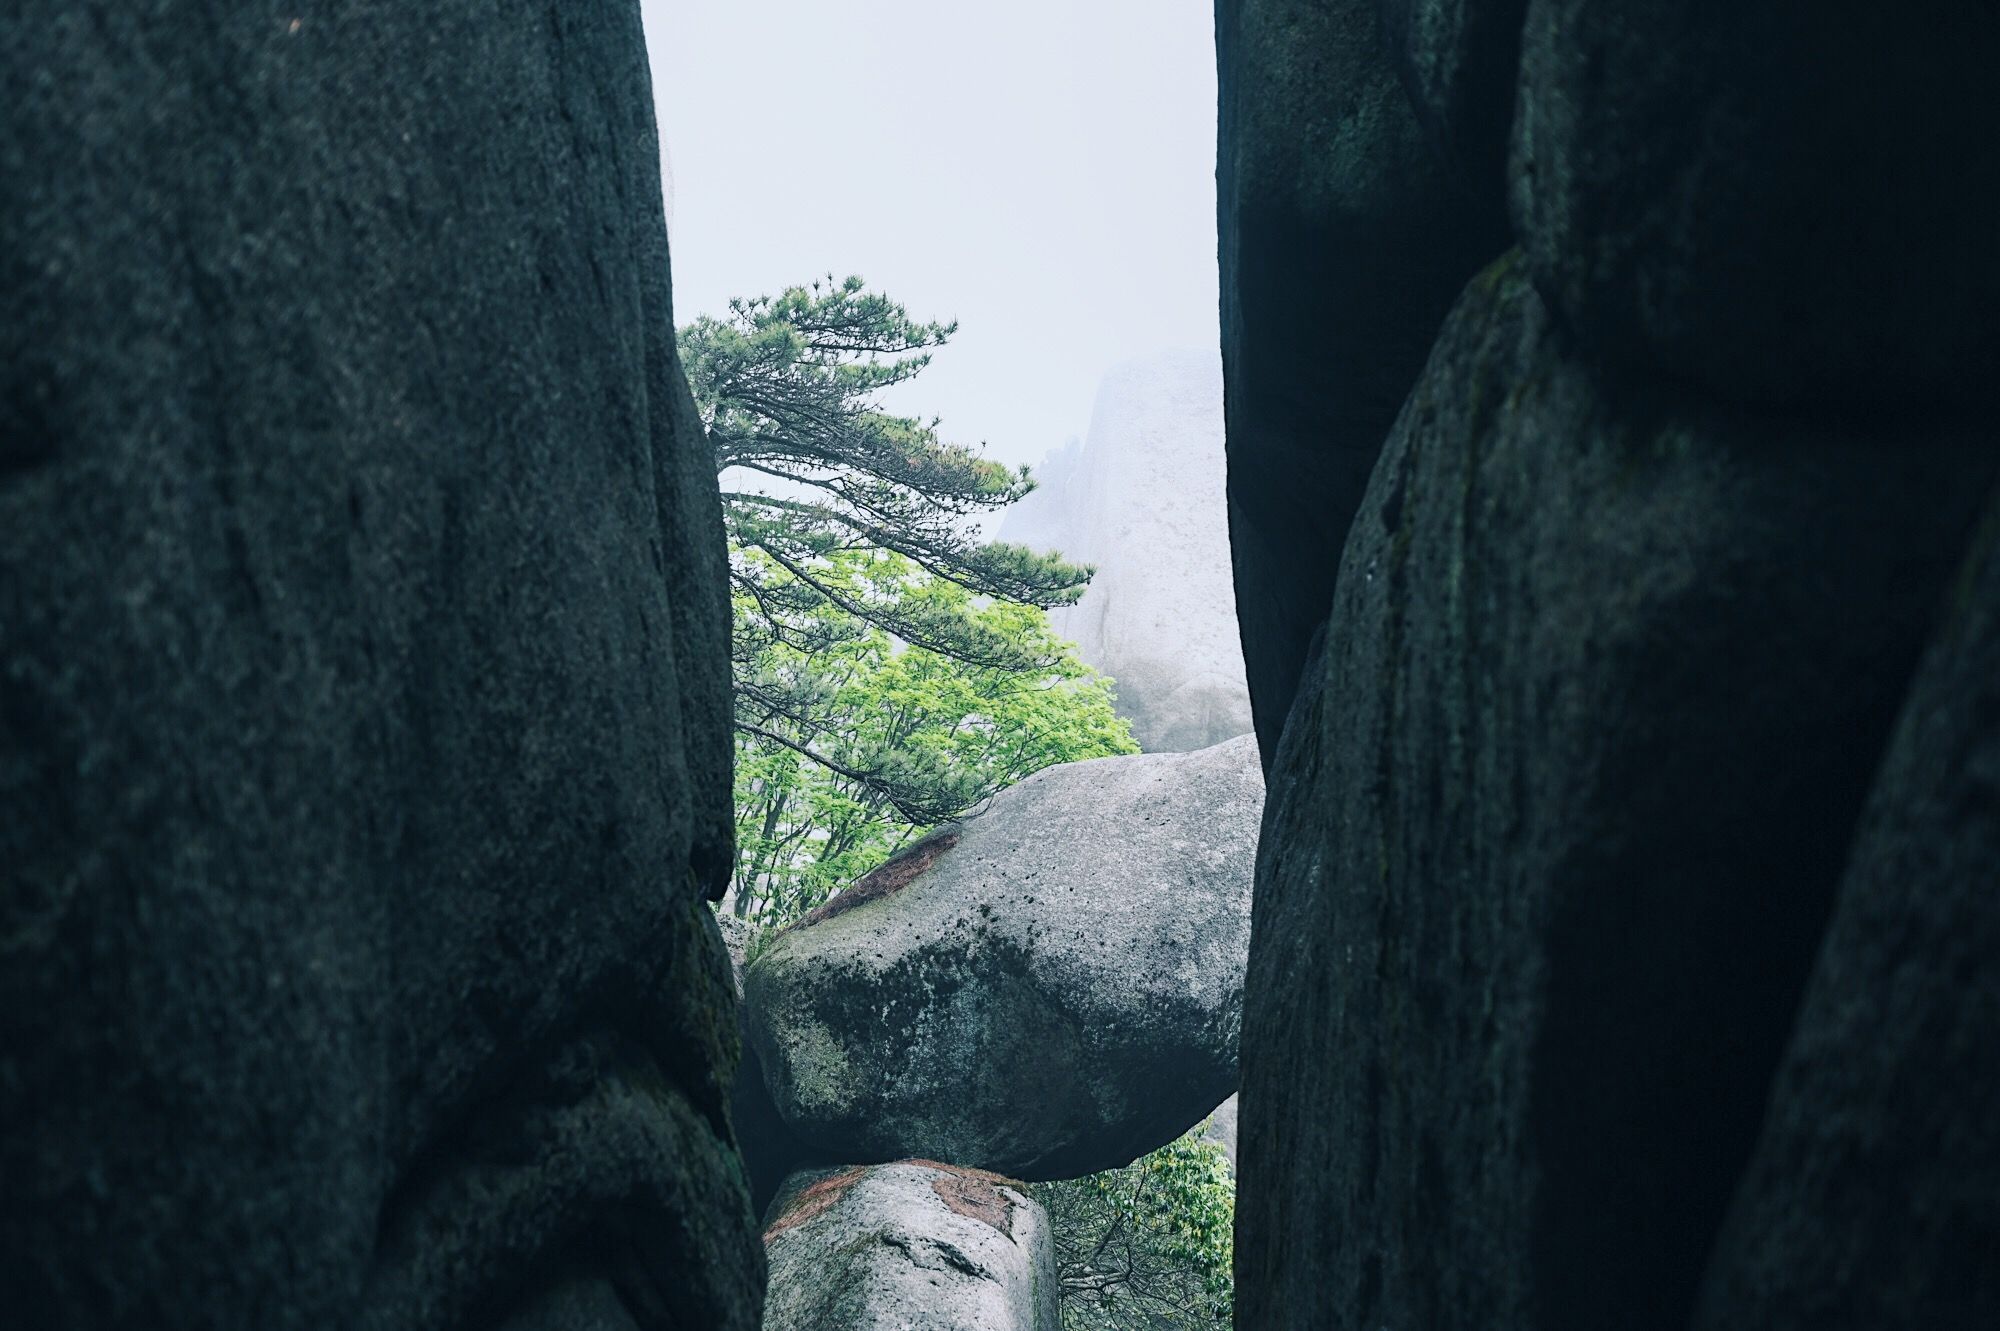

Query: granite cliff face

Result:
[1001,350,1252,753]
[1239,257,1993,1330]
[1,4,759,1327]
[1222,1,2000,1328]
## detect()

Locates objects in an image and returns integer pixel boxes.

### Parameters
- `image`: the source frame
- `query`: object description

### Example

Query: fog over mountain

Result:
[1001,350,1253,753]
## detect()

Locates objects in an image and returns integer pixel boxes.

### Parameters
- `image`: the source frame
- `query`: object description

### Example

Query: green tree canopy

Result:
[681,276,1110,832]
[731,549,1135,924]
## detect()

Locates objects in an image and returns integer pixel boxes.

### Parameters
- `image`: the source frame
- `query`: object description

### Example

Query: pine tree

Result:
[681,274,1091,662]
[680,276,1103,827]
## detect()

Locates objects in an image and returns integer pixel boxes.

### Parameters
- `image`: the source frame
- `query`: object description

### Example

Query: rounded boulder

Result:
[744,735,1263,1180]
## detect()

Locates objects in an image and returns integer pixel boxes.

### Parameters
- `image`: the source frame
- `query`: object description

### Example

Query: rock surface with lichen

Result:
[745,735,1263,1180]
[762,1161,1058,1331]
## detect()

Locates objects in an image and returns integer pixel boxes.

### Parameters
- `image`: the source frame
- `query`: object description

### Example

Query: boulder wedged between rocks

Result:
[746,735,1263,1181]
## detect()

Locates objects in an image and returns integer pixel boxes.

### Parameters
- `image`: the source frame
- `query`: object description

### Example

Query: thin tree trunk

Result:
[734,788,790,918]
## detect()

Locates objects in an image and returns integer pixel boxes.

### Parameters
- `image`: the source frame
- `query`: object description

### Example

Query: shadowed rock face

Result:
[1234,255,1996,1331]
[1512,0,2000,409]
[1225,4,2000,1327]
[746,737,1263,1181]
[1216,0,1508,761]
[762,1161,1058,1331]
[1377,0,1530,208]
[715,913,823,1223]
[0,4,759,1327]
[1692,494,2000,1331]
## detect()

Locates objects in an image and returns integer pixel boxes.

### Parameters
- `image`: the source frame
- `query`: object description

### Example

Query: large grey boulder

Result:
[1000,350,1252,753]
[0,4,758,1327]
[1217,0,1509,759]
[1691,488,2000,1331]
[763,1161,1059,1331]
[1234,256,1997,1331]
[745,735,1263,1180]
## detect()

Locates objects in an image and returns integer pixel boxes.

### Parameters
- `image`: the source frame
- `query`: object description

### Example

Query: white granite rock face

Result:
[1204,1093,1239,1172]
[744,735,1264,1181]
[1000,349,1253,753]
[763,1161,1059,1331]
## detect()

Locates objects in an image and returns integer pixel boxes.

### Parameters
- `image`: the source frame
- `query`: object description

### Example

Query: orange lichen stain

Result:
[790,823,963,932]
[762,1159,1029,1245]
[909,1159,1022,1238]
[762,1166,870,1243]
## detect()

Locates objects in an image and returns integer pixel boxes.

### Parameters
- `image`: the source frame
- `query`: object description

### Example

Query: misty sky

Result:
[639,0,1218,472]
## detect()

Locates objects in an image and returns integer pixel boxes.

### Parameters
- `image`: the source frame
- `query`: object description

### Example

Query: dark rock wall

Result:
[1217,0,1507,761]
[1377,0,1528,209]
[1692,495,2000,1331]
[1235,257,1995,1329]
[1512,2,2000,409]
[1223,2,2000,1328]
[1,4,758,1328]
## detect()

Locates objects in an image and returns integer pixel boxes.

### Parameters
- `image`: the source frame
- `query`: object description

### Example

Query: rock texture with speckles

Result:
[1511,0,2000,408]
[745,735,1263,1180]
[1377,0,1529,206]
[0,4,759,1327]
[762,1161,1058,1331]
[1217,0,1509,759]
[1224,4,2000,1328]
[1235,253,1997,1331]
[1691,492,2000,1331]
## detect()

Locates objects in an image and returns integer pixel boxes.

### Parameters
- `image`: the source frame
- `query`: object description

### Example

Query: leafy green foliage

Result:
[682,277,1131,921]
[1033,1125,1237,1330]
[730,549,1135,925]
